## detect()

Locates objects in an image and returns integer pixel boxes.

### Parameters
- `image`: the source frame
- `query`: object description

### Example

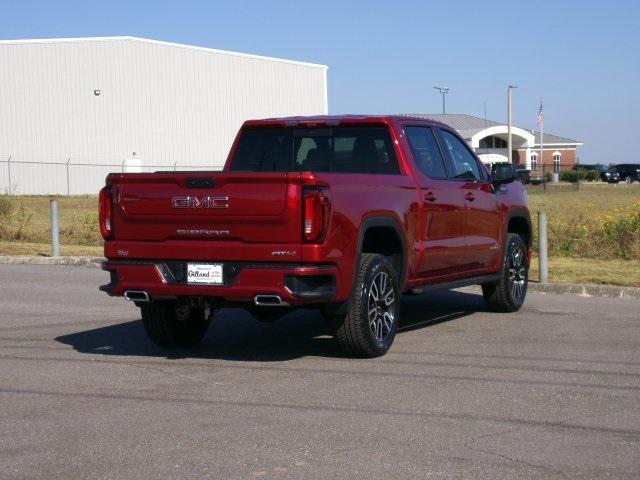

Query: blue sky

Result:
[2,0,639,163]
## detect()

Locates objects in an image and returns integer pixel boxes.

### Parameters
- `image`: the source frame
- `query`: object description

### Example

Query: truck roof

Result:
[242,114,451,129]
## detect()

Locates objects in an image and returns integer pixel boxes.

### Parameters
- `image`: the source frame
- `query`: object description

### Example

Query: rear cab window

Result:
[230,126,399,174]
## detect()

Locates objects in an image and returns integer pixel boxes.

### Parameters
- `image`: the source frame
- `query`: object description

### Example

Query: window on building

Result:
[553,152,561,173]
[530,153,538,171]
[479,136,508,149]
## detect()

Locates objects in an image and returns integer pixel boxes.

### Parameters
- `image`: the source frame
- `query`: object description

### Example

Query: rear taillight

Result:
[303,187,330,243]
[98,186,113,239]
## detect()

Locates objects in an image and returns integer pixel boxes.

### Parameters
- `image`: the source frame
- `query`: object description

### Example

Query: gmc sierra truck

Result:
[99,115,531,357]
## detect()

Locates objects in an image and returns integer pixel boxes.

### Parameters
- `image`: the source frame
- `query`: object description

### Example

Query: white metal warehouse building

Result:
[0,36,328,194]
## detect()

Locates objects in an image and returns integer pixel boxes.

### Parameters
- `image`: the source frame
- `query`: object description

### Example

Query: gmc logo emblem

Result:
[171,196,229,209]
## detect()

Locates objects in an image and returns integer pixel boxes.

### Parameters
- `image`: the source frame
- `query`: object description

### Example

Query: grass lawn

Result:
[1,240,637,287]
[3,183,638,246]
[527,182,640,218]
[529,256,640,287]
[0,240,103,257]
[0,195,100,245]
[1,184,640,286]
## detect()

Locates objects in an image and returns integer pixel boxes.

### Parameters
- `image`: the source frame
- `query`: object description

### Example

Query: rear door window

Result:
[438,129,484,181]
[404,126,448,179]
[230,126,399,174]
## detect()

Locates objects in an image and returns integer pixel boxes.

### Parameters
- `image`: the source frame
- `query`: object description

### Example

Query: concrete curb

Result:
[1,256,639,299]
[463,282,640,299]
[0,256,103,268]
[526,282,640,299]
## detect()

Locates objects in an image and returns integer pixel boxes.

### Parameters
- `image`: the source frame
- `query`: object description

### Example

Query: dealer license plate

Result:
[186,263,223,284]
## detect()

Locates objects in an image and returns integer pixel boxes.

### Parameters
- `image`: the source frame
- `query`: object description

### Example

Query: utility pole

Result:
[539,102,544,175]
[433,86,449,114]
[507,85,517,163]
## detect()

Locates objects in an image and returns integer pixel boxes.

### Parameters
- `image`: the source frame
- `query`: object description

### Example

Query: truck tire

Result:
[334,253,400,358]
[141,301,211,348]
[482,233,528,312]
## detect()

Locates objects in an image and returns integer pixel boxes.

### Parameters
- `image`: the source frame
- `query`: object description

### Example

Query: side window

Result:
[404,127,448,179]
[438,129,483,181]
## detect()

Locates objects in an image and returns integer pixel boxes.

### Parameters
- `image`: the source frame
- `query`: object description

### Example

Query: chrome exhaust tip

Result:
[253,294,287,307]
[124,290,150,302]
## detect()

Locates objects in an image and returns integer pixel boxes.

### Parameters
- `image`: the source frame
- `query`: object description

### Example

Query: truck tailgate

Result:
[109,172,302,244]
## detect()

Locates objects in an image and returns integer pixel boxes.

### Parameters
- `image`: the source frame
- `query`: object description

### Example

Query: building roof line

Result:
[530,143,584,147]
[0,36,328,70]
[404,113,581,145]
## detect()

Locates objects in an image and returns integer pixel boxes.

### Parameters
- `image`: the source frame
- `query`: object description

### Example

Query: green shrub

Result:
[11,203,34,241]
[81,213,100,244]
[534,203,640,259]
[0,196,13,219]
[60,213,101,245]
[560,171,578,183]
[585,170,600,182]
[600,205,640,258]
[557,170,600,183]
[0,196,14,240]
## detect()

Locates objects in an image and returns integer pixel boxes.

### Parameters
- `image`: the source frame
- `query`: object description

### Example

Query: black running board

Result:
[409,274,501,295]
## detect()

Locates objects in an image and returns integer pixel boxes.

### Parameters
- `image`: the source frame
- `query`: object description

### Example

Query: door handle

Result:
[465,192,476,202]
[424,192,436,202]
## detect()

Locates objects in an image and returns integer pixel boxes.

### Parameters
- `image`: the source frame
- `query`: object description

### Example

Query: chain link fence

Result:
[0,155,222,196]
[2,155,603,197]
[524,162,587,194]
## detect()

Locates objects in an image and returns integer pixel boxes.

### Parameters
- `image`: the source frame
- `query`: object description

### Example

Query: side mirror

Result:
[491,163,517,186]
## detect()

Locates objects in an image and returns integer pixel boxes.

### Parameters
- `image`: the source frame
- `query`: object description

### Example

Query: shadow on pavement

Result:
[56,289,484,361]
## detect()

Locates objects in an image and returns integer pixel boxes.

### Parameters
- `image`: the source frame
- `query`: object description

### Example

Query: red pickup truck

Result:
[99,115,531,357]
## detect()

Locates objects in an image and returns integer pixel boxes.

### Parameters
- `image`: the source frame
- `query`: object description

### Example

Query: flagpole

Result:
[539,100,544,173]
[508,85,517,163]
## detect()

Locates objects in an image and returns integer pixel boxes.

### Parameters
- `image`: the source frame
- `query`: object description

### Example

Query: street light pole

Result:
[507,85,517,163]
[433,86,449,114]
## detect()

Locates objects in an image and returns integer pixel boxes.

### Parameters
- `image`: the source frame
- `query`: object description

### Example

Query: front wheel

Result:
[333,253,400,358]
[141,301,211,348]
[482,233,529,312]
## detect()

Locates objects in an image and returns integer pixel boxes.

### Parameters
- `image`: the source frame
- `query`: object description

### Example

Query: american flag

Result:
[536,101,544,126]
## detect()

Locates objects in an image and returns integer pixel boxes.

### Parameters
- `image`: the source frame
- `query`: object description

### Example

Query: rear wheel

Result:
[333,253,400,358]
[482,233,528,312]
[141,301,211,348]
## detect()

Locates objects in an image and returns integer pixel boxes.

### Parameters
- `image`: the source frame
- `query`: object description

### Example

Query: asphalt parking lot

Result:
[1,264,639,479]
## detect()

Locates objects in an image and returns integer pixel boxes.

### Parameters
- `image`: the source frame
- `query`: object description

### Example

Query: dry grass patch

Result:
[529,256,640,287]
[1,185,640,285]
[0,195,100,246]
[0,240,103,257]
[528,183,640,259]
